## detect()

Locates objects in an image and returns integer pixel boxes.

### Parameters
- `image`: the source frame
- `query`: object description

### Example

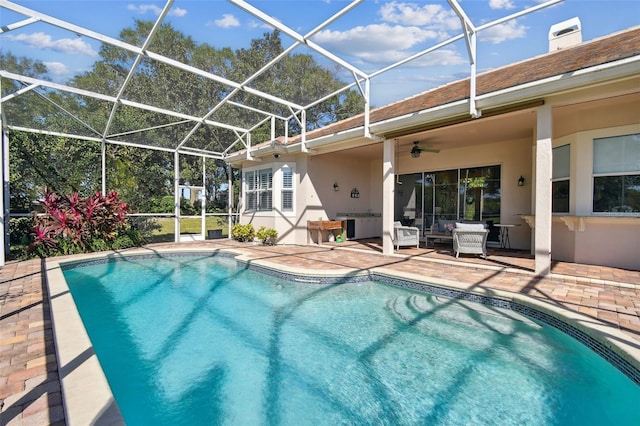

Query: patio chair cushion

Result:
[437,219,458,233]
[455,222,486,231]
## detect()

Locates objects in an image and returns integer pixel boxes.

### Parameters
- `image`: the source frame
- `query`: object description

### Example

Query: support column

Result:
[1,115,8,267]
[382,138,395,255]
[101,140,106,195]
[227,164,233,239]
[535,104,553,275]
[174,151,180,242]
[201,157,206,238]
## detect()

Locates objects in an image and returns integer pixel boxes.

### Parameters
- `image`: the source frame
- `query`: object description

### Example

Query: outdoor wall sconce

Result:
[333,182,339,191]
[350,188,360,198]
[518,175,525,186]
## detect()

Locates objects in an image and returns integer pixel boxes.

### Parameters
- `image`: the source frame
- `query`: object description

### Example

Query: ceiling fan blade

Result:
[411,140,439,155]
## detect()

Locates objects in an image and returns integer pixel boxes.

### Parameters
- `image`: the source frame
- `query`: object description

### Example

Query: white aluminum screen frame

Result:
[0,0,563,264]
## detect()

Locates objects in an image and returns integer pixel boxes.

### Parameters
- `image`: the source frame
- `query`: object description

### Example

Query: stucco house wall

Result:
[538,89,640,269]
[233,27,639,271]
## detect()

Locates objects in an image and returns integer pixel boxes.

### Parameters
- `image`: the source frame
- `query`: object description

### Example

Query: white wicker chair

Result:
[393,221,420,250]
[452,223,489,258]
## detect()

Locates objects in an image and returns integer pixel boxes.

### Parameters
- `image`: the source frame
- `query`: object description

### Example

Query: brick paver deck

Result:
[1,240,639,425]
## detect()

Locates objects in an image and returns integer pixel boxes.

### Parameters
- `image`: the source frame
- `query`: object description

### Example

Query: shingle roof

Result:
[297,25,640,142]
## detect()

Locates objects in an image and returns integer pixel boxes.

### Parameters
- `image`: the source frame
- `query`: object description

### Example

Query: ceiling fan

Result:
[410,141,440,158]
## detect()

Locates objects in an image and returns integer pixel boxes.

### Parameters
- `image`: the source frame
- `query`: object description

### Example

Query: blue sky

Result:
[2,0,639,106]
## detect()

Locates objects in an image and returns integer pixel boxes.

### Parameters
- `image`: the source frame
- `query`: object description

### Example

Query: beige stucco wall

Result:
[540,88,640,269]
[242,151,384,245]
[238,81,639,270]
[549,221,575,261]
[305,151,381,214]
[574,219,640,269]
[240,136,535,249]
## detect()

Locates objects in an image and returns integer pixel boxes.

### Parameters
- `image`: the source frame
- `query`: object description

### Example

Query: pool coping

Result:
[44,248,640,425]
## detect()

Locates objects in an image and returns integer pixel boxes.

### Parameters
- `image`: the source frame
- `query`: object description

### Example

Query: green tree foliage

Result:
[230,30,365,139]
[3,22,363,214]
[9,132,101,212]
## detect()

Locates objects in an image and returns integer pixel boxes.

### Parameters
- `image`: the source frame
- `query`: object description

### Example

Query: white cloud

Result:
[127,4,187,17]
[379,1,460,31]
[170,7,187,17]
[312,21,468,70]
[489,0,516,9]
[247,19,273,30]
[314,24,439,56]
[214,14,240,29]
[479,20,527,44]
[7,32,98,57]
[358,47,466,68]
[43,62,69,76]
[310,2,472,69]
[128,4,161,14]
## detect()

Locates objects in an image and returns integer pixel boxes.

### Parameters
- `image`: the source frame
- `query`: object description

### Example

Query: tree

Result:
[1,52,102,211]
[2,23,364,214]
[229,30,365,139]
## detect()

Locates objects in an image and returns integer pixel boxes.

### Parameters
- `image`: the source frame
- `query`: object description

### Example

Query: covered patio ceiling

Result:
[0,0,564,161]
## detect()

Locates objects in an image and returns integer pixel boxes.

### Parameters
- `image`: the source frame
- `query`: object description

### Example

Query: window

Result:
[552,144,570,213]
[593,134,640,213]
[245,168,272,211]
[281,166,293,211]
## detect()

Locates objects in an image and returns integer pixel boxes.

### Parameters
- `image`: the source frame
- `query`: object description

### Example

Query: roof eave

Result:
[227,54,640,164]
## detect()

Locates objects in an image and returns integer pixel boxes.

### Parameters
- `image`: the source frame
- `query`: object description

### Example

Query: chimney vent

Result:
[549,17,582,52]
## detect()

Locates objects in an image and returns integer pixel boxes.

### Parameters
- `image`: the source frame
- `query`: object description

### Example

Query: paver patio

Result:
[1,239,638,425]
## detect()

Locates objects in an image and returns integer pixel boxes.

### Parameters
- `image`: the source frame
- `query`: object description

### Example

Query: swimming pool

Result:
[62,252,640,425]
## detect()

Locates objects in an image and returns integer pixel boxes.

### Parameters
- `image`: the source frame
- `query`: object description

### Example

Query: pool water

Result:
[63,254,640,425]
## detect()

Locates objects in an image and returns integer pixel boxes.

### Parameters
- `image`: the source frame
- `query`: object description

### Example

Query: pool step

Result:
[387,295,434,324]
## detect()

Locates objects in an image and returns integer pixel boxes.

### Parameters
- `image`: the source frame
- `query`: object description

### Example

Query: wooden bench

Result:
[307,220,345,245]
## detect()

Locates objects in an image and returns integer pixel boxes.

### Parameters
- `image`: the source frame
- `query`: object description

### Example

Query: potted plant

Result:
[256,226,278,245]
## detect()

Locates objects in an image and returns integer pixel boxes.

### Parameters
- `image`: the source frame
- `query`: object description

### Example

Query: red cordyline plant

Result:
[28,187,130,257]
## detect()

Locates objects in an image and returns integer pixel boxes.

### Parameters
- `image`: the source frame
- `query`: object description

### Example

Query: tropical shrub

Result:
[27,187,144,258]
[9,217,33,246]
[231,223,255,242]
[256,226,278,245]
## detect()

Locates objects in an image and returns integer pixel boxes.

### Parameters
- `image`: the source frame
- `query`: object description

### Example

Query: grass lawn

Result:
[148,216,229,243]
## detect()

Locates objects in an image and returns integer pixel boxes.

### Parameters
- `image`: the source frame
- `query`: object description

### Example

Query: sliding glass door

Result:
[394,173,424,233]
[458,165,501,224]
[395,165,501,233]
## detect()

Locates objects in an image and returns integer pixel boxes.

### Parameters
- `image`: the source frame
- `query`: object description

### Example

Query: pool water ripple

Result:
[62,254,640,425]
